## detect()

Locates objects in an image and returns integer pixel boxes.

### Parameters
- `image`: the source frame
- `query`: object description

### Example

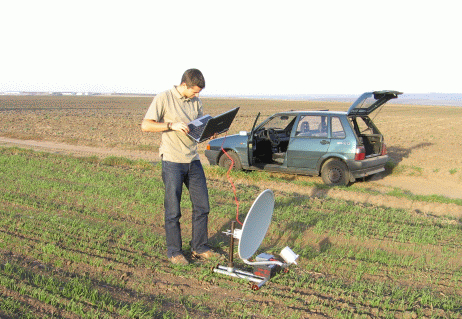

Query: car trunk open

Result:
[349,116,385,157]
[347,91,401,158]
[347,91,402,116]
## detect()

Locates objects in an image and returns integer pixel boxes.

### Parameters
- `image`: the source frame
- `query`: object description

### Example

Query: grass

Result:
[388,163,425,177]
[1,146,462,318]
[209,164,462,206]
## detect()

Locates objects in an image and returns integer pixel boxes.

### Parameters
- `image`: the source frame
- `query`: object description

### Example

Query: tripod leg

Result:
[228,221,235,269]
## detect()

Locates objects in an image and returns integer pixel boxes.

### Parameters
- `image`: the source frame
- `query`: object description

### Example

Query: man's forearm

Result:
[141,119,171,132]
[141,120,190,134]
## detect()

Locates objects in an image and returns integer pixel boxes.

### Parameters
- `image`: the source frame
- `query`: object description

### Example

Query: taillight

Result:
[355,145,365,161]
[206,144,211,150]
[381,143,387,156]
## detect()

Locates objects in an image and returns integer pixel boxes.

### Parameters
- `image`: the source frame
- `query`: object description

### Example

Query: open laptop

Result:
[187,107,240,143]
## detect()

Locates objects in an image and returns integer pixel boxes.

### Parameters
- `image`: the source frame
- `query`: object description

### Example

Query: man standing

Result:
[141,69,218,265]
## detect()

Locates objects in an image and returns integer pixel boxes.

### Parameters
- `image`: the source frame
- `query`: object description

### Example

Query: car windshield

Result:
[259,114,297,130]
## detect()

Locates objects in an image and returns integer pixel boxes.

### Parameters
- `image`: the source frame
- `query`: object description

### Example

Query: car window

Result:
[331,116,346,139]
[296,115,328,137]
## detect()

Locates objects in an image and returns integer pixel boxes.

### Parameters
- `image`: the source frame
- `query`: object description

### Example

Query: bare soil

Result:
[1,95,461,216]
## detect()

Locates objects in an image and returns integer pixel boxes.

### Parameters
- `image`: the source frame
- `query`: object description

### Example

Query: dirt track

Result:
[1,136,461,219]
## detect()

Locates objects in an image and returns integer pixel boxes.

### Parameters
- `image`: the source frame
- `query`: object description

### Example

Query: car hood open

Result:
[347,91,402,116]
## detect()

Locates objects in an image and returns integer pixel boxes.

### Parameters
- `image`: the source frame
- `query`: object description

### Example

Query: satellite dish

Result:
[238,189,274,260]
[213,188,298,290]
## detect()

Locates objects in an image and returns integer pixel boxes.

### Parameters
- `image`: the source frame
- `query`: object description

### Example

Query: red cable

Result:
[220,134,243,226]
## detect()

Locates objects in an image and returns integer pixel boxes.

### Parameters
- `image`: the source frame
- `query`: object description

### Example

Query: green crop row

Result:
[1,146,461,318]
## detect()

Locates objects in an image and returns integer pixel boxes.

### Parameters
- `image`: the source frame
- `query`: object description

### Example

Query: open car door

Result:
[247,112,261,167]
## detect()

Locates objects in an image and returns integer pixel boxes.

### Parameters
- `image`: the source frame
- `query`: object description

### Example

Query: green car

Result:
[205,91,402,186]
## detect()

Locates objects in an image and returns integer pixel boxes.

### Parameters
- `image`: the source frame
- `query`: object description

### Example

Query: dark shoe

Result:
[170,254,189,265]
[192,250,221,260]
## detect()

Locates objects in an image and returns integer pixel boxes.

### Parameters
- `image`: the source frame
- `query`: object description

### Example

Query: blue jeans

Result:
[161,160,210,258]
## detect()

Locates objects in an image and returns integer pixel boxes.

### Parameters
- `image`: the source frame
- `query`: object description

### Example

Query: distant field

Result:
[1,95,462,175]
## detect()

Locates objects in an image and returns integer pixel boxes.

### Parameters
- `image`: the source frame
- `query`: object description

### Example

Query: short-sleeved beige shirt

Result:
[144,86,203,163]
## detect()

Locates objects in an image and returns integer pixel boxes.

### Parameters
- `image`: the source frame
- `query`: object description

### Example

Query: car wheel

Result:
[218,150,242,170]
[321,159,350,186]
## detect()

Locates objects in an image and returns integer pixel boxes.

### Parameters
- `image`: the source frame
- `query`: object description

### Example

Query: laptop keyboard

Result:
[188,123,206,139]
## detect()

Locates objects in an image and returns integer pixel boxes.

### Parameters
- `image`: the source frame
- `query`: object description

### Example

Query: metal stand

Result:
[214,265,269,290]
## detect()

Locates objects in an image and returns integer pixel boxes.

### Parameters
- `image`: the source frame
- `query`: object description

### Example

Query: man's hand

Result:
[171,122,190,134]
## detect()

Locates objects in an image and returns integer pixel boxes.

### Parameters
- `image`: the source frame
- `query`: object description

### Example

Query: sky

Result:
[1,0,461,96]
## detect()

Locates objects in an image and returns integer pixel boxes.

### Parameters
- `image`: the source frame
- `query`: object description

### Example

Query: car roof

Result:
[272,91,402,117]
[274,110,347,116]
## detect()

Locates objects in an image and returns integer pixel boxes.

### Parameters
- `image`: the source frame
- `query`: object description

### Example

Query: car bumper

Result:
[204,149,220,165]
[347,155,388,179]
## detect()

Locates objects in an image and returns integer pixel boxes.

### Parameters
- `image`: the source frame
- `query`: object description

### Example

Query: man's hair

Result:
[181,69,205,89]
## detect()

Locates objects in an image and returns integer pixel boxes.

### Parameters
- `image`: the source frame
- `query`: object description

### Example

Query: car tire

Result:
[218,150,242,170]
[321,159,350,186]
